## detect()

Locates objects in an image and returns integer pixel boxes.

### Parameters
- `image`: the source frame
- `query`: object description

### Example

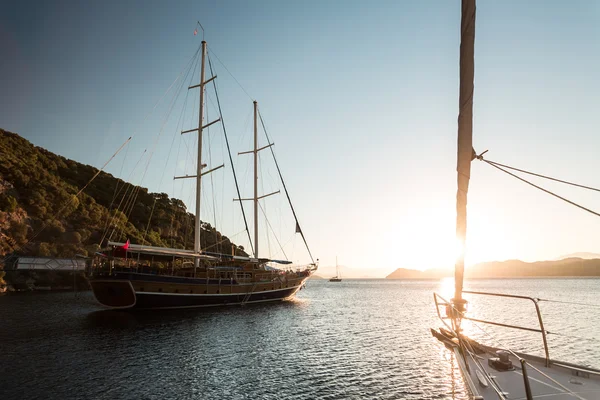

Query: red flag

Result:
[194,29,198,36]
[122,239,130,250]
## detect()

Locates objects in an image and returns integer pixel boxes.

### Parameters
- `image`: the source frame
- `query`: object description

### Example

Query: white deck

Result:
[437,332,600,399]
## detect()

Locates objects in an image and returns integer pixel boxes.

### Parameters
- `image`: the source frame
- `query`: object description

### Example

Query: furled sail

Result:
[454,0,476,302]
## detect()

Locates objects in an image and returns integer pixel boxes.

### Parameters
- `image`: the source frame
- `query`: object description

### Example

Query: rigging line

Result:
[135,40,200,192]
[208,52,255,256]
[206,45,253,101]
[258,110,315,264]
[536,298,600,308]
[119,185,143,241]
[101,150,145,241]
[129,60,196,242]
[100,39,201,243]
[206,110,220,254]
[3,136,132,260]
[156,52,197,190]
[142,198,157,246]
[143,71,195,246]
[258,152,272,257]
[126,42,202,147]
[205,94,228,236]
[482,160,600,219]
[138,53,196,187]
[100,140,130,239]
[480,158,600,193]
[201,229,247,252]
[258,202,288,260]
[104,149,147,243]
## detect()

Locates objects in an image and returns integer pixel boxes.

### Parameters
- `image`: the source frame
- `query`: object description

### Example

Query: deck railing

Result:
[433,291,550,366]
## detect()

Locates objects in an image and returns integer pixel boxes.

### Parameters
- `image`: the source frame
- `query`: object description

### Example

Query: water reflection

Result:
[439,276,455,301]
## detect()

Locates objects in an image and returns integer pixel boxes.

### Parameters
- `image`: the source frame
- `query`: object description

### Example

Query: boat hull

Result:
[90,280,137,309]
[134,286,301,309]
[89,272,309,309]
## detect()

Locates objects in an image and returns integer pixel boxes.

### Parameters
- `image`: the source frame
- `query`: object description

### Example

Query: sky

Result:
[1,1,599,277]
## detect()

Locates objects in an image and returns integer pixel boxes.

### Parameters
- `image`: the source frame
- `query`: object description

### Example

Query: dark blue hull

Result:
[134,286,301,309]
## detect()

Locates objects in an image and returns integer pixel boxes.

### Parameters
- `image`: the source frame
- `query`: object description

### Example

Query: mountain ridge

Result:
[386,258,600,279]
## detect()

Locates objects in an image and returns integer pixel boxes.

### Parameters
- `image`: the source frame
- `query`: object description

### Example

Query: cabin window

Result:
[216,290,220,294]
[158,288,162,292]
[175,289,179,293]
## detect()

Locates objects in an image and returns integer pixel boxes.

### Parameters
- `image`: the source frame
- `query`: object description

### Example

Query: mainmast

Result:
[195,40,207,272]
[175,40,222,275]
[253,101,259,257]
[454,0,476,307]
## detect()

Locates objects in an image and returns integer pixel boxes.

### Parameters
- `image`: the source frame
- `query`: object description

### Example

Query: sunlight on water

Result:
[439,276,455,300]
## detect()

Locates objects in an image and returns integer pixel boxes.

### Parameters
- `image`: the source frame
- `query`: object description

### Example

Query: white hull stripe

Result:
[135,296,296,310]
[135,285,302,296]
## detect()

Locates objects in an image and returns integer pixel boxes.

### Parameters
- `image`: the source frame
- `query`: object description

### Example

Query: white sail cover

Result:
[106,241,218,260]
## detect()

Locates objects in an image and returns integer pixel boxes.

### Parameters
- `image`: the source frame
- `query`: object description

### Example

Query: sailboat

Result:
[329,257,342,282]
[431,1,600,398]
[88,39,318,309]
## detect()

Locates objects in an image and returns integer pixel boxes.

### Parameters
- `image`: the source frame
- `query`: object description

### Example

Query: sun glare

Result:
[439,277,455,300]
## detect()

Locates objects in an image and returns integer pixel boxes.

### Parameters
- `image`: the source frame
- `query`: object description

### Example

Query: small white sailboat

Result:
[431,1,600,399]
[329,257,342,282]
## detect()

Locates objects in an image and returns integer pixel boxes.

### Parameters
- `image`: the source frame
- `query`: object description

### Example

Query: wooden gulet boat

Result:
[431,1,600,399]
[89,39,317,309]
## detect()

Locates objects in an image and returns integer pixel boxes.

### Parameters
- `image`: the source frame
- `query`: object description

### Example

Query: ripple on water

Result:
[1,278,598,399]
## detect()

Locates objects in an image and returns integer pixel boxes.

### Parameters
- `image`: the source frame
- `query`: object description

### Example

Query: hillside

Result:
[386,258,600,279]
[0,129,247,261]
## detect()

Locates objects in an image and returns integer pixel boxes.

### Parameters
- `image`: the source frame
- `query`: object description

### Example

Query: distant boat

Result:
[88,38,318,309]
[329,257,342,282]
[431,1,600,398]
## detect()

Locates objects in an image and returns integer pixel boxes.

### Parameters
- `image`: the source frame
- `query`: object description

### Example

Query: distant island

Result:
[386,258,600,279]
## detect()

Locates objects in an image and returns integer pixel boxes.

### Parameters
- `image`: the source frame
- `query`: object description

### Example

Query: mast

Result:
[253,100,259,258]
[238,102,278,259]
[194,41,207,274]
[454,0,476,306]
[176,40,222,272]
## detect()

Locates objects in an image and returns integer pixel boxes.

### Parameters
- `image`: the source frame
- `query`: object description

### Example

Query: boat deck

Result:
[433,328,600,399]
